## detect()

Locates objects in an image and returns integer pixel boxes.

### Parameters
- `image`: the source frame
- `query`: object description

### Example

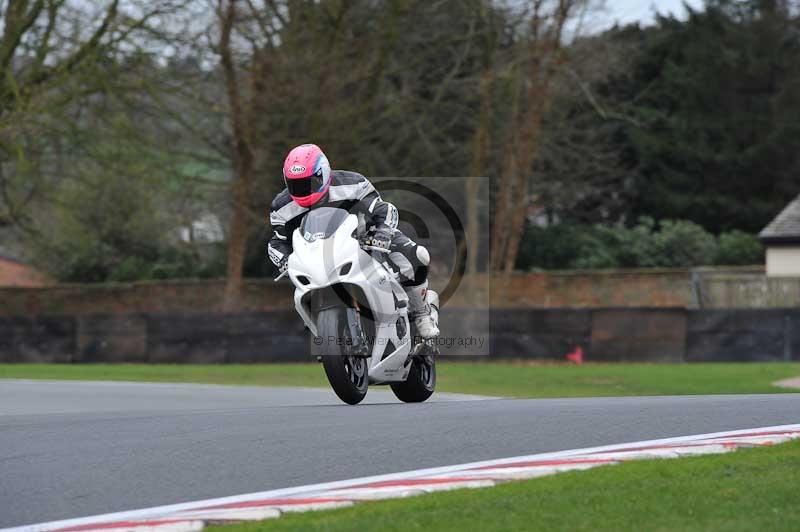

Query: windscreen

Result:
[300,207,350,242]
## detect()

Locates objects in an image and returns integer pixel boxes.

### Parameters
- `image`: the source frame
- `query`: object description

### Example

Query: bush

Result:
[517,224,599,270]
[30,164,227,283]
[713,230,764,266]
[517,218,762,270]
[636,218,716,268]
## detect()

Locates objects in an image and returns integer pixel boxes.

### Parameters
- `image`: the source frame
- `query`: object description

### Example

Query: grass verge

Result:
[207,440,800,532]
[0,362,799,398]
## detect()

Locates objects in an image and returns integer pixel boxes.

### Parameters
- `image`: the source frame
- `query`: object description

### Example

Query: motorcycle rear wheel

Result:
[317,307,369,405]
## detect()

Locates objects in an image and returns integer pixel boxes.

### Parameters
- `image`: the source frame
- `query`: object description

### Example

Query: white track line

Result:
[6,423,800,532]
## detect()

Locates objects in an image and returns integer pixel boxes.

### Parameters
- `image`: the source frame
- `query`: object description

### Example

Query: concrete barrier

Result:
[1,308,798,363]
[0,315,76,363]
[686,310,791,362]
[590,308,687,363]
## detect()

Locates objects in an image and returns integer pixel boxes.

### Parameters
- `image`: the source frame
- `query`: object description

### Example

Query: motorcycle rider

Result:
[268,143,439,339]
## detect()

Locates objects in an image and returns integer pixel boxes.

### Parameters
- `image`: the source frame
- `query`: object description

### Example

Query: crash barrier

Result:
[1,308,798,363]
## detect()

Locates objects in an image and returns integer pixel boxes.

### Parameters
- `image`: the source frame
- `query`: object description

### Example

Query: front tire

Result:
[317,307,369,405]
[390,354,436,403]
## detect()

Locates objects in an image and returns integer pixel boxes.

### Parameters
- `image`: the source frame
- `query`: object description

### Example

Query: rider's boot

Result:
[405,281,439,339]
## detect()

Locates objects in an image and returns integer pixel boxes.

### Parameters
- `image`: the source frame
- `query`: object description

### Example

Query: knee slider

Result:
[415,245,430,266]
[385,202,399,230]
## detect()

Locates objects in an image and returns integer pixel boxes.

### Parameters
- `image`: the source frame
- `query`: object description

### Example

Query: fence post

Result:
[690,269,706,308]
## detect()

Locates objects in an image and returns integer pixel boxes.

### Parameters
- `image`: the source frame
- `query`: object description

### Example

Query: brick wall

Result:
[0,258,48,288]
[0,270,696,316]
[0,279,294,316]
[487,270,692,308]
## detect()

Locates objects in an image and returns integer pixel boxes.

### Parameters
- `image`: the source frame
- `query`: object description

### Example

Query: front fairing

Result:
[289,216,403,308]
[288,214,361,289]
[286,211,411,381]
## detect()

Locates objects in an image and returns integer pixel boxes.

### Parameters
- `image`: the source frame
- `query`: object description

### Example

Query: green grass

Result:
[0,363,328,388]
[436,362,800,397]
[205,440,800,532]
[1,362,799,398]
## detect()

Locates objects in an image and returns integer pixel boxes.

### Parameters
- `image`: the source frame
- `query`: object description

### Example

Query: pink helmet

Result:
[283,144,331,208]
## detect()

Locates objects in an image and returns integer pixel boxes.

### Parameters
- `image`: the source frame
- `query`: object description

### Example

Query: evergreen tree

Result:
[624,0,800,233]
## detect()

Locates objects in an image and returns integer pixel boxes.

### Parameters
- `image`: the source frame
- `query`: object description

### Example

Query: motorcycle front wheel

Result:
[317,307,369,405]
[390,352,436,403]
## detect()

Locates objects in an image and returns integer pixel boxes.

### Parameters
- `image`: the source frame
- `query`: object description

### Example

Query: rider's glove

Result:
[276,256,288,277]
[268,244,289,279]
[366,225,393,251]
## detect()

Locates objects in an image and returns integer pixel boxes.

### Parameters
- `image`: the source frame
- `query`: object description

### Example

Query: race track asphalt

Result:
[1,379,799,528]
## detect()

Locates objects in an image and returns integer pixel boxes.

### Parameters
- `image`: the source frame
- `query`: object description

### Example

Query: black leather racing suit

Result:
[267,170,429,287]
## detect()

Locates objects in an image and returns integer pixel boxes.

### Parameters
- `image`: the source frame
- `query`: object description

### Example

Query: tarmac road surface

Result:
[1,379,799,527]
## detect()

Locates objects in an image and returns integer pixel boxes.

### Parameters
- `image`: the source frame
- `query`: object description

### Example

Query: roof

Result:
[760,194,800,244]
[0,249,26,265]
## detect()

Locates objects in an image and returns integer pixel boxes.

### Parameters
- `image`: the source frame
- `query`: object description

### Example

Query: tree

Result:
[223,0,498,291]
[624,0,800,233]
[27,75,229,283]
[215,0,260,309]
[488,0,594,272]
[531,25,643,226]
[0,0,190,233]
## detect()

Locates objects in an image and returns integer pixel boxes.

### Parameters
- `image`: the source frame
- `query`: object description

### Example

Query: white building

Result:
[760,194,800,277]
[178,213,225,244]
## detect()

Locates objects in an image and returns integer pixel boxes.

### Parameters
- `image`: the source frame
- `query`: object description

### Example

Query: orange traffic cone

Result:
[566,346,584,365]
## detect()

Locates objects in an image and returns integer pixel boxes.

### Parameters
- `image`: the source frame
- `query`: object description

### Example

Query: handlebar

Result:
[361,244,391,254]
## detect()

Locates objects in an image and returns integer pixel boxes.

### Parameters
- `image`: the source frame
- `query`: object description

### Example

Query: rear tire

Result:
[317,307,368,405]
[390,354,435,403]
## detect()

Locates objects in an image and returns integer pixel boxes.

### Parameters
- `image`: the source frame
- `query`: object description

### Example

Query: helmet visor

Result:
[286,172,324,198]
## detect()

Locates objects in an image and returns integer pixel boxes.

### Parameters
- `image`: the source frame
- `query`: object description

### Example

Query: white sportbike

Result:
[277,206,439,405]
